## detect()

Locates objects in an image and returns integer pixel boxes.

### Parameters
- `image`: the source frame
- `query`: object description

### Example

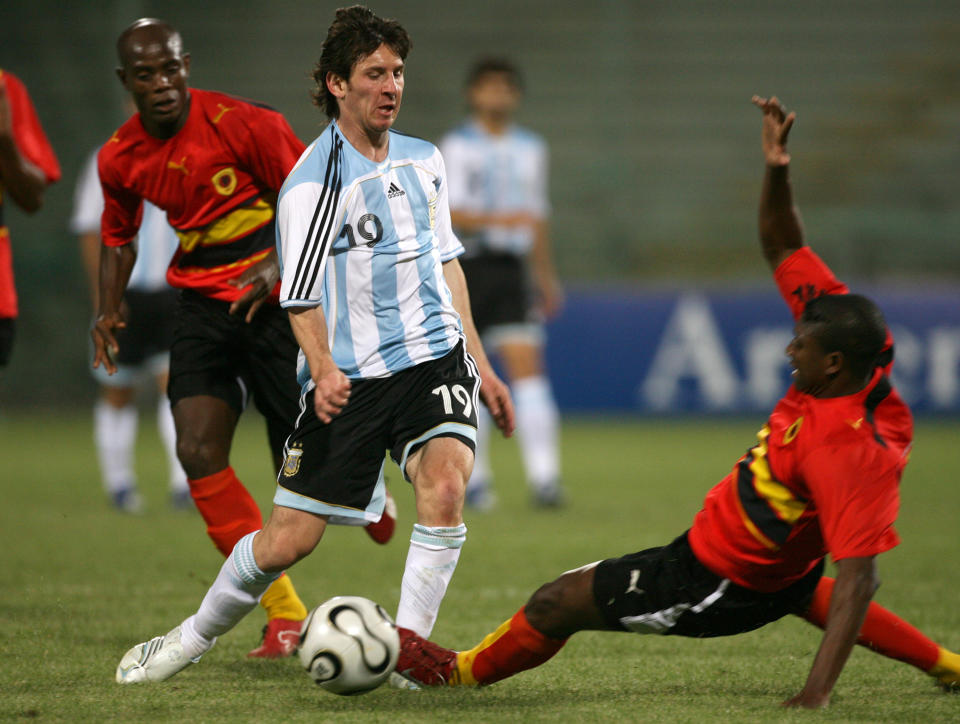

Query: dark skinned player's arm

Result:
[754,95,804,271]
[784,556,879,709]
[91,243,136,374]
[0,137,46,213]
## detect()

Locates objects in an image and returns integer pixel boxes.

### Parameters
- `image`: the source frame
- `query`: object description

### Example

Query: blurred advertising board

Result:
[545,287,960,415]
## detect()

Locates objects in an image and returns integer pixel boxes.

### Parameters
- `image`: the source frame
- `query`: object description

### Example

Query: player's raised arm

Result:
[754,95,804,270]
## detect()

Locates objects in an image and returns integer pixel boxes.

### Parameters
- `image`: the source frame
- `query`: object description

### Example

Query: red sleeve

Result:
[2,71,61,183]
[97,146,142,247]
[229,105,305,193]
[772,247,849,322]
[802,442,900,561]
[773,246,895,372]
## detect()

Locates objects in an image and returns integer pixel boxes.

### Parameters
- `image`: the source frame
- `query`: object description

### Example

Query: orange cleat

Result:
[247,617,303,658]
[364,488,397,545]
[394,627,459,687]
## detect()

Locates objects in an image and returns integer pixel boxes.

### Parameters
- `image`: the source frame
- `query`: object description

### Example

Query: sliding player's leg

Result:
[800,576,960,687]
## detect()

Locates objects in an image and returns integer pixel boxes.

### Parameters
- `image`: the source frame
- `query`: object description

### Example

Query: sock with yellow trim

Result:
[803,576,941,673]
[258,572,307,622]
[188,466,263,556]
[456,607,566,686]
[929,647,960,688]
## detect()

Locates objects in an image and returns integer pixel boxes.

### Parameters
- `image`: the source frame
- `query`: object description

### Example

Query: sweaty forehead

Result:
[120,28,183,66]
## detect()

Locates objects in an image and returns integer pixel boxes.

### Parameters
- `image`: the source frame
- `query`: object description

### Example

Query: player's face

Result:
[468,73,520,120]
[786,322,835,395]
[334,44,404,137]
[118,32,191,135]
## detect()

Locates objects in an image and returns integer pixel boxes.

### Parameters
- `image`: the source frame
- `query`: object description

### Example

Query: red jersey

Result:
[688,247,912,593]
[98,88,305,301]
[0,70,61,318]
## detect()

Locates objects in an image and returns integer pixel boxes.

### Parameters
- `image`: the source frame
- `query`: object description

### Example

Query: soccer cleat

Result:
[247,617,303,658]
[531,481,565,509]
[394,627,459,687]
[364,488,397,545]
[115,626,200,684]
[464,481,497,512]
[111,486,144,514]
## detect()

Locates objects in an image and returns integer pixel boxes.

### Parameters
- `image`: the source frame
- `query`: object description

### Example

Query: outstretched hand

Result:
[228,250,280,322]
[752,95,795,167]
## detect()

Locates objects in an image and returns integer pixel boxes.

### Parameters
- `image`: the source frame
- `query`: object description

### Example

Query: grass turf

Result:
[0,412,957,722]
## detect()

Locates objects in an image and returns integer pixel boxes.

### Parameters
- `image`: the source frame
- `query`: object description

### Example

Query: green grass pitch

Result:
[1,412,957,722]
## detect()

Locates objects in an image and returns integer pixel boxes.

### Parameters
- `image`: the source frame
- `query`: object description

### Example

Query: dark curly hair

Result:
[311,5,412,119]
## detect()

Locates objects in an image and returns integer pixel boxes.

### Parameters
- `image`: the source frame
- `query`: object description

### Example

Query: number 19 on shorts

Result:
[432,384,473,419]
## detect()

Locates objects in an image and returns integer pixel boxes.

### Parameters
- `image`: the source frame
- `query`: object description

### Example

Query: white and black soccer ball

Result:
[298,596,399,695]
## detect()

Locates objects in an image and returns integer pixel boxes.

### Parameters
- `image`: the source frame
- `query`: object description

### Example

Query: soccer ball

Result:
[298,596,399,695]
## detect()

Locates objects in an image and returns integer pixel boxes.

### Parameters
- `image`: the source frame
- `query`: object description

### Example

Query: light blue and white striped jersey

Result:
[70,149,178,291]
[277,122,465,389]
[439,120,549,257]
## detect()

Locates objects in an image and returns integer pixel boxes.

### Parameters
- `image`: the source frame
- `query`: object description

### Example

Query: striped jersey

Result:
[71,149,177,291]
[277,122,465,388]
[439,120,548,257]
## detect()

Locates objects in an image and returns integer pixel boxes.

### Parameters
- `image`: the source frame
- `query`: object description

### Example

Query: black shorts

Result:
[114,289,178,365]
[168,289,300,459]
[592,532,824,638]
[274,341,479,523]
[0,317,14,367]
[460,253,537,336]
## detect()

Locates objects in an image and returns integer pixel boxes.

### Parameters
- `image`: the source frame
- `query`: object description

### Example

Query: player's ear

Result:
[182,53,191,78]
[115,66,128,89]
[824,350,844,377]
[326,71,347,100]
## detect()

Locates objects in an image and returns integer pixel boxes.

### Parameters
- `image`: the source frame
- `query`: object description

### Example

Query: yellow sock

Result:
[929,647,960,686]
[452,617,515,687]
[258,573,307,621]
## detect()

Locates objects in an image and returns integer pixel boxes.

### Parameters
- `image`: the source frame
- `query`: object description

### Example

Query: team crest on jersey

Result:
[282,444,304,477]
[782,417,803,445]
[211,167,238,196]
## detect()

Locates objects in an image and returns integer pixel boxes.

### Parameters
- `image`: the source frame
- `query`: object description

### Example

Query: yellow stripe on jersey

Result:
[750,426,808,526]
[175,248,272,276]
[176,198,274,252]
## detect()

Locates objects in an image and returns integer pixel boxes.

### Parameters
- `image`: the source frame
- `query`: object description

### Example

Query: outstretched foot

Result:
[930,647,960,691]
[247,618,303,658]
[394,627,460,687]
[116,625,202,683]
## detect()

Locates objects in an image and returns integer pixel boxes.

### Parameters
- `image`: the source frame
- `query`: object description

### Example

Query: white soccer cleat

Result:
[115,625,201,684]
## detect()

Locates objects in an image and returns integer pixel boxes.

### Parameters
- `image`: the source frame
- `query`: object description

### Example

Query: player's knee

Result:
[415,457,467,509]
[525,575,579,639]
[177,434,229,478]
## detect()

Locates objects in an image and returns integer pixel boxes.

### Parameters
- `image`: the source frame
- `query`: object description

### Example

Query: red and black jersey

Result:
[0,70,61,318]
[688,247,912,593]
[98,88,306,301]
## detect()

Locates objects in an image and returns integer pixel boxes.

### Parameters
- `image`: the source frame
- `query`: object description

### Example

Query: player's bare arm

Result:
[442,257,515,437]
[0,76,48,213]
[91,243,136,375]
[530,218,564,319]
[785,556,879,709]
[754,95,804,270]
[287,305,351,424]
[227,247,281,322]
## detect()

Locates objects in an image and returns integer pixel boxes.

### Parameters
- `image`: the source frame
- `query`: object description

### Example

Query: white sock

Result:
[180,531,279,658]
[513,376,561,491]
[396,524,466,637]
[157,399,187,493]
[467,407,492,491]
[94,400,137,494]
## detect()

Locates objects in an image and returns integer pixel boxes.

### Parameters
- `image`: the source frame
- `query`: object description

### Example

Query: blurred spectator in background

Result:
[440,58,564,509]
[0,69,60,368]
[72,134,188,513]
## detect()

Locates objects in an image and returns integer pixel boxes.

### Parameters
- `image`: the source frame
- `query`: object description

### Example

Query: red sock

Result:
[802,576,939,671]
[461,608,567,685]
[188,466,264,556]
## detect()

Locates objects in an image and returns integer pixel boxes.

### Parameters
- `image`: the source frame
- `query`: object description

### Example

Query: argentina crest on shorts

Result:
[283,443,304,477]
